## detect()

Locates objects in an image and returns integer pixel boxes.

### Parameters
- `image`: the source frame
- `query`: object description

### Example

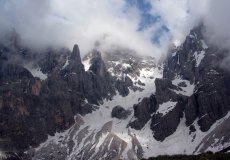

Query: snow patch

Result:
[201,40,208,49]
[177,54,180,65]
[195,112,230,153]
[171,78,195,96]
[25,66,47,80]
[0,151,6,159]
[157,101,177,116]
[82,58,91,71]
[172,52,177,57]
[208,69,219,75]
[208,139,230,153]
[189,34,196,39]
[94,132,110,154]
[194,51,205,67]
[108,61,120,66]
[122,63,131,69]
[108,67,115,76]
[62,57,69,70]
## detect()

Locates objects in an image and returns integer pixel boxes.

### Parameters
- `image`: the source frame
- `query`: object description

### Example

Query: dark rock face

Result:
[0,43,120,154]
[151,97,187,141]
[1,24,230,158]
[195,72,230,131]
[0,64,85,152]
[158,25,230,137]
[82,50,146,99]
[129,24,230,142]
[0,37,156,155]
[184,95,199,126]
[129,76,187,141]
[153,25,230,139]
[125,76,133,87]
[84,50,117,104]
[129,95,157,130]
[39,49,69,74]
[115,79,130,97]
[71,44,82,64]
[155,78,181,104]
[111,105,131,119]
[163,25,205,83]
[0,64,33,82]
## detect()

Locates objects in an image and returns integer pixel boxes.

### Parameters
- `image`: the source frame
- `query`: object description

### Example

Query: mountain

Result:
[0,24,230,160]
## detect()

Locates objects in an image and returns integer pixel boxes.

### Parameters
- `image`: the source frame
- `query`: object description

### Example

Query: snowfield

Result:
[34,59,230,160]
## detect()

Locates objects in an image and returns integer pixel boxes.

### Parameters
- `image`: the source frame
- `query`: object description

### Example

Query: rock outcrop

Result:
[129,95,157,130]
[1,24,230,159]
[111,105,131,119]
[129,24,230,142]
[0,43,118,154]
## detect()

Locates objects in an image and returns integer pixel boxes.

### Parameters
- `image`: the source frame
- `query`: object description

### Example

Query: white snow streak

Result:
[82,58,91,71]
[157,101,177,116]
[201,40,208,49]
[25,67,47,80]
[62,57,70,70]
[194,51,205,67]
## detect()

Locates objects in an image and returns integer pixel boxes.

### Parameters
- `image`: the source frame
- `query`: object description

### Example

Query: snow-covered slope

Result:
[2,25,230,160]
[32,58,230,159]
[33,53,163,160]
[32,37,230,159]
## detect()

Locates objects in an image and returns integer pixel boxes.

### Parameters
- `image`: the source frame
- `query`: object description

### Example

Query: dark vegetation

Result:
[143,152,230,160]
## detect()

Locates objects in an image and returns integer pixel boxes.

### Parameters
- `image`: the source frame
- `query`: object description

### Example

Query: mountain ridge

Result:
[1,24,230,159]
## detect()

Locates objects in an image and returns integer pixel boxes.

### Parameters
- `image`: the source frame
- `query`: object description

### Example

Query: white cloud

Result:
[148,0,209,47]
[148,0,230,51]
[204,0,230,49]
[0,0,164,58]
[1,0,230,61]
[148,0,189,45]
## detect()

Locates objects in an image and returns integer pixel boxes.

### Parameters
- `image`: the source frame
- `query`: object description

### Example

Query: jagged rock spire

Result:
[70,44,82,64]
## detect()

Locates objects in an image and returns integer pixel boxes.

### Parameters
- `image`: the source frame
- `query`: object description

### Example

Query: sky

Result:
[0,0,230,59]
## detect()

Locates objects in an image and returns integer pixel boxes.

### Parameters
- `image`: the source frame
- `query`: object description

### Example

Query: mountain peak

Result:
[70,44,81,63]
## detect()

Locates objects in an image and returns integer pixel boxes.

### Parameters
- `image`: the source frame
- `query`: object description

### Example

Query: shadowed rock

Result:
[111,105,131,119]
[129,95,157,130]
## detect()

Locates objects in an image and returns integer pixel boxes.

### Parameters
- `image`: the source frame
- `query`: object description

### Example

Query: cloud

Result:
[0,0,165,58]
[147,0,209,46]
[1,0,230,62]
[148,0,230,50]
[204,0,230,49]
[148,0,188,45]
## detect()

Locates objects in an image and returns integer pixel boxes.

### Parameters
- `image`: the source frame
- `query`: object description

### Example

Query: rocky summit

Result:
[1,24,230,160]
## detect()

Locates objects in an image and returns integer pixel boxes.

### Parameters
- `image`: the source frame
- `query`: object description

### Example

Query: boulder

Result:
[111,105,131,119]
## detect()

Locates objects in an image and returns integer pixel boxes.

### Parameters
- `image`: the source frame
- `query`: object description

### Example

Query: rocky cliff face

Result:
[1,24,230,160]
[29,49,162,160]
[0,44,88,153]
[0,32,162,159]
[130,24,230,145]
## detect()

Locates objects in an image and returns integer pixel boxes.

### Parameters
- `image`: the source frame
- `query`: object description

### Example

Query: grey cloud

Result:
[0,0,164,58]
[1,0,230,62]
[204,0,230,49]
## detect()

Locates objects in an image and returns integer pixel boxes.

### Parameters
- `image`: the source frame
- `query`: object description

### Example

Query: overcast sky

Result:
[0,0,230,59]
